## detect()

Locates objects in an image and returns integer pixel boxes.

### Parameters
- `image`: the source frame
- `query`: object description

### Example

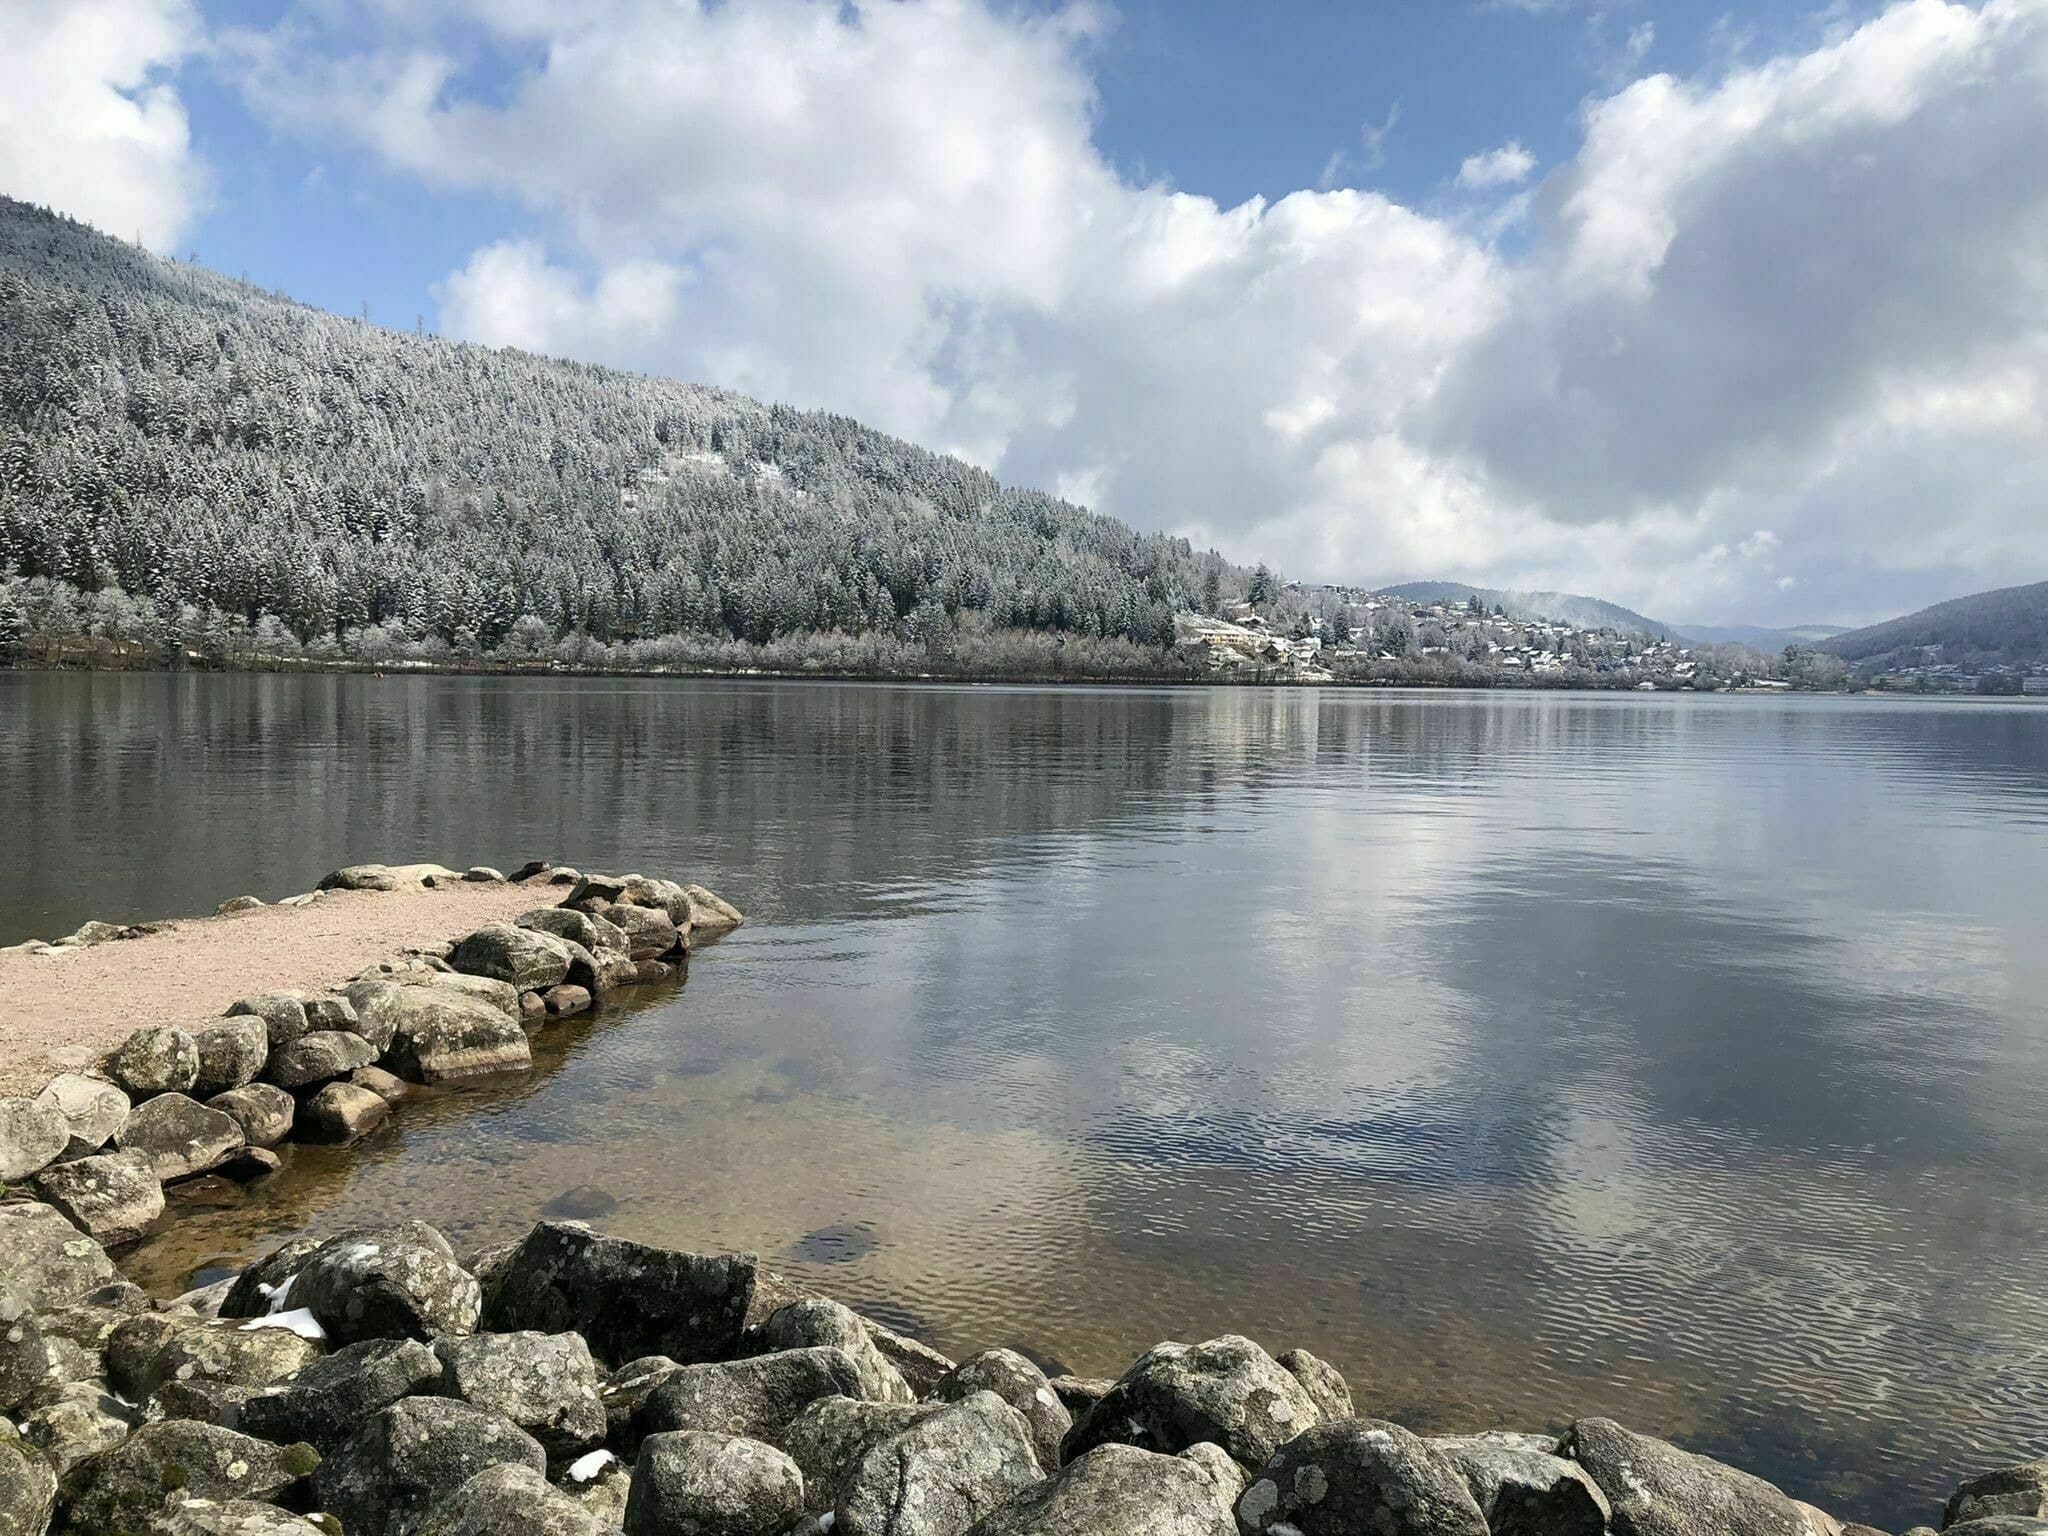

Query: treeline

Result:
[0,198,1243,668]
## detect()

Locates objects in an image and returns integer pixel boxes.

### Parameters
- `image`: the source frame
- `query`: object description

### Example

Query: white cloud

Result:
[228,0,2048,627]
[0,0,208,251]
[1457,141,1538,189]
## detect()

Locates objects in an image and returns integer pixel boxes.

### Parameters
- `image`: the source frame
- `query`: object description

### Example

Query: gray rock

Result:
[111,1314,322,1399]
[314,1397,544,1536]
[450,924,575,992]
[778,1397,944,1515]
[1942,1523,2048,1536]
[241,1337,443,1450]
[299,1081,390,1144]
[0,1428,57,1536]
[868,1321,956,1399]
[434,1331,606,1458]
[108,1026,202,1098]
[153,1497,337,1535]
[625,1430,804,1536]
[340,981,412,1052]
[1182,1441,1249,1504]
[763,1298,914,1404]
[599,1357,683,1449]
[206,1084,296,1148]
[562,1452,632,1526]
[1276,1348,1353,1423]
[290,1223,481,1344]
[267,1031,377,1090]
[638,1348,868,1443]
[1566,1417,1812,1536]
[543,984,592,1017]
[1235,1419,1489,1536]
[17,1381,132,1474]
[684,885,745,936]
[1950,1462,2048,1525]
[352,1065,411,1104]
[0,1096,71,1181]
[216,895,266,915]
[33,1150,165,1244]
[463,867,507,884]
[1047,1376,1112,1418]
[115,1093,245,1181]
[227,994,313,1049]
[597,904,679,962]
[0,1200,118,1307]
[382,990,533,1085]
[414,1462,615,1536]
[319,864,400,892]
[1060,1335,1321,1471]
[519,991,547,1022]
[509,861,554,883]
[422,973,522,1018]
[934,1349,1071,1472]
[836,1390,1043,1536]
[481,1221,755,1367]
[35,1074,131,1156]
[35,1285,148,1377]
[0,1280,48,1415]
[962,1442,1237,1536]
[59,1421,318,1536]
[1431,1431,1611,1536]
[191,1019,271,1097]
[518,907,629,959]
[140,1378,256,1430]
[303,995,359,1031]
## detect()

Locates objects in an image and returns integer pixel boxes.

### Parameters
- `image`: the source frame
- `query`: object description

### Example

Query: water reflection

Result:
[6,676,2048,1527]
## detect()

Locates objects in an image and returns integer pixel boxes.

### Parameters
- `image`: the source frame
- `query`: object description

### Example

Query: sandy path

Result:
[0,881,558,1093]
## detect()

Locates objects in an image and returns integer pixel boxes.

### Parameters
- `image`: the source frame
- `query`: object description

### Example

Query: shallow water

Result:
[5,673,2047,1526]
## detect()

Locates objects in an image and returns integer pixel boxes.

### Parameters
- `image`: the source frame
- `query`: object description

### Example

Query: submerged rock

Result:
[34,1073,131,1157]
[290,1223,481,1344]
[625,1430,804,1536]
[1060,1335,1321,1471]
[114,1093,245,1181]
[33,1150,165,1245]
[961,1442,1238,1536]
[108,1026,201,1098]
[313,1396,544,1536]
[834,1389,1042,1536]
[637,1348,867,1443]
[1566,1417,1815,1536]
[434,1331,607,1458]
[1235,1418,1489,1536]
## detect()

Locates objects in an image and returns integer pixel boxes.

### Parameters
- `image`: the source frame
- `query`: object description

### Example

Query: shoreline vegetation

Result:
[0,864,2039,1536]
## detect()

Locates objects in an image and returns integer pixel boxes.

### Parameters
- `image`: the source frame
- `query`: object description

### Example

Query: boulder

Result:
[685,885,744,935]
[866,1320,955,1399]
[353,1066,411,1104]
[0,1096,70,1181]
[762,1299,913,1404]
[519,992,546,1022]
[1942,1522,2048,1535]
[0,1280,48,1415]
[191,1018,270,1097]
[632,959,674,984]
[1949,1462,2048,1524]
[1566,1417,1814,1536]
[303,995,359,1031]
[114,1093,245,1181]
[778,1397,944,1515]
[450,925,575,992]
[518,907,628,959]
[1235,1419,1489,1536]
[227,994,313,1049]
[934,1349,1072,1472]
[153,1498,338,1535]
[835,1390,1043,1536]
[206,1084,296,1148]
[312,1397,544,1536]
[111,1314,322,1399]
[1276,1348,1353,1422]
[290,1223,482,1344]
[141,1378,257,1429]
[34,1074,131,1156]
[1060,1336,1321,1471]
[543,984,592,1018]
[0,1201,118,1307]
[598,904,679,962]
[638,1349,868,1443]
[381,991,533,1085]
[1047,1376,1112,1418]
[434,1331,606,1458]
[961,1442,1238,1536]
[0,1429,57,1536]
[218,1238,322,1320]
[33,1150,164,1244]
[298,1082,387,1145]
[58,1421,318,1536]
[108,1026,201,1097]
[241,1337,443,1450]
[509,861,554,883]
[414,1462,615,1536]
[216,896,266,914]
[425,973,523,1018]
[17,1381,132,1474]
[1431,1431,1611,1535]
[318,864,400,892]
[562,1450,632,1525]
[340,981,412,1052]
[464,867,507,884]
[624,1430,804,1536]
[267,1031,376,1090]
[481,1221,756,1367]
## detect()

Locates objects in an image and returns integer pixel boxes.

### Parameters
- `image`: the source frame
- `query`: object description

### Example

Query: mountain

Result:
[1376,581,1677,639]
[1818,580,2048,669]
[0,198,1238,661]
[1683,623,1849,647]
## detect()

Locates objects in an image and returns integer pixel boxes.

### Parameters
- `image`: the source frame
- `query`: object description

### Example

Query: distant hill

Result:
[1377,581,1676,639]
[1819,580,2048,669]
[1684,623,1849,648]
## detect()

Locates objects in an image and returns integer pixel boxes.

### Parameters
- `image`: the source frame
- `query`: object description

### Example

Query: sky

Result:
[1,0,2044,628]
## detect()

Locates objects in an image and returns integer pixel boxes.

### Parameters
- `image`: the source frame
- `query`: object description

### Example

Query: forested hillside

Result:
[0,198,1238,670]
[1819,580,2048,671]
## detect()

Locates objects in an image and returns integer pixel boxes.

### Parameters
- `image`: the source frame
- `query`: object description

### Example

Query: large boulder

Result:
[153,1498,337,1536]
[57,1421,318,1536]
[450,925,576,992]
[114,1093,245,1181]
[206,1083,296,1148]
[1949,1461,2048,1525]
[191,1018,270,1097]
[34,1074,131,1156]
[684,885,745,936]
[778,1397,943,1515]
[266,1031,377,1090]
[17,1380,132,1474]
[762,1298,913,1404]
[426,973,524,1019]
[219,1239,323,1320]
[934,1349,1072,1473]
[110,1314,322,1400]
[835,1390,1043,1536]
[1060,1336,1321,1471]
[1566,1417,1814,1536]
[299,1080,391,1143]
[480,1221,755,1367]
[1430,1432,1611,1536]
[107,1026,201,1098]
[320,864,401,891]
[962,1442,1238,1536]
[434,1331,606,1458]
[33,1150,165,1245]
[518,907,629,960]
[381,990,533,1085]
[0,1280,48,1415]
[290,1223,482,1344]
[637,1348,867,1443]
[0,1097,71,1181]
[241,1337,443,1450]
[313,1397,545,1536]
[413,1462,617,1536]
[1235,1419,1489,1536]
[1276,1348,1353,1423]
[0,1202,118,1307]
[0,1429,57,1536]
[226,994,313,1049]
[624,1431,804,1536]
[595,904,679,962]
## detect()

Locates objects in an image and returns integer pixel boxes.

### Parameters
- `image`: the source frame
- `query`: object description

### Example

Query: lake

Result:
[5,673,2047,1527]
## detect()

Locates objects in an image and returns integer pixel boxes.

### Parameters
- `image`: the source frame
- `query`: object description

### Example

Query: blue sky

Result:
[3,0,2043,628]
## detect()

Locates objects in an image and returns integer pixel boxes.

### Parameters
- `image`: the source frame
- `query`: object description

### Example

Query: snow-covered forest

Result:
[0,198,1242,672]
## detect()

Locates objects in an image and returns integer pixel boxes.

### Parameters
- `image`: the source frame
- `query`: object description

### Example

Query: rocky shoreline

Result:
[0,866,2041,1536]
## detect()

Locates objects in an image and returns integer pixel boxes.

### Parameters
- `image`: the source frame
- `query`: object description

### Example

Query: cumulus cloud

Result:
[0,0,208,251]
[226,0,2048,625]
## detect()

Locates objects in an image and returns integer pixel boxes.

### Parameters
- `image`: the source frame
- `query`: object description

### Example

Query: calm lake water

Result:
[5,673,2048,1526]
